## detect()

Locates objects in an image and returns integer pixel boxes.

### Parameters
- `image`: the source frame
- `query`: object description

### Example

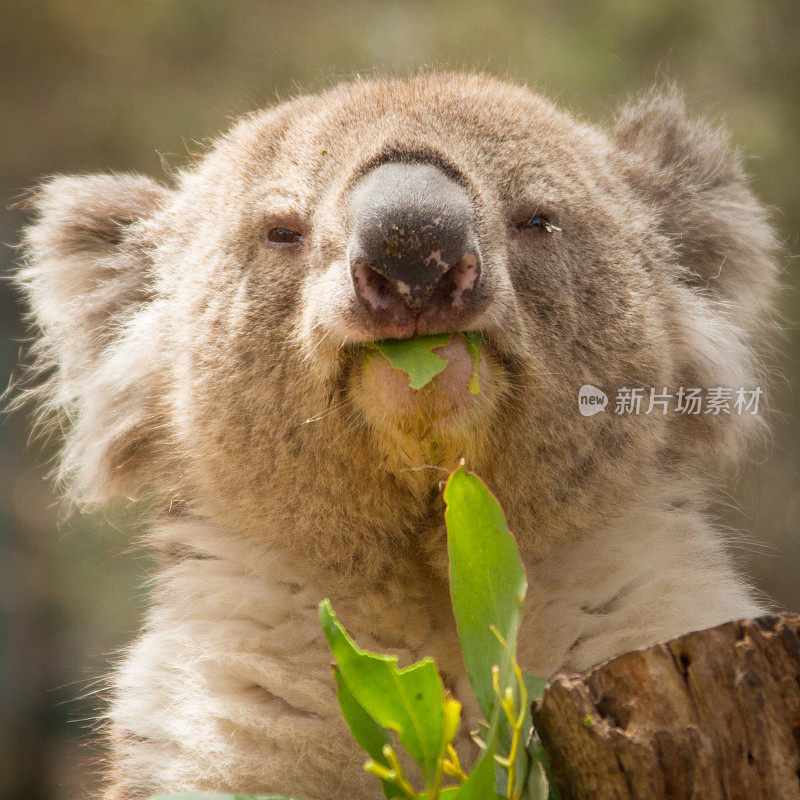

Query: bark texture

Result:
[532,614,800,800]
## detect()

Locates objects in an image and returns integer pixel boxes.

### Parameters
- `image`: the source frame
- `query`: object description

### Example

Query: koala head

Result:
[18,74,777,579]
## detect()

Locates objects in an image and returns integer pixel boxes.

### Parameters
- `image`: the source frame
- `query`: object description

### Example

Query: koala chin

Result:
[16,73,778,800]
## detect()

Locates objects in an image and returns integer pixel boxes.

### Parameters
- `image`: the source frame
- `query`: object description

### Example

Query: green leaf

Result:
[450,747,502,800]
[503,673,550,798]
[522,674,546,704]
[319,600,445,784]
[522,757,549,800]
[334,668,400,798]
[371,333,453,390]
[463,332,483,394]
[527,736,560,800]
[444,467,527,720]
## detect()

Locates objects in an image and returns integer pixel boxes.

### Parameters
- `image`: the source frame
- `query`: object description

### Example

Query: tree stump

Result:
[532,615,800,800]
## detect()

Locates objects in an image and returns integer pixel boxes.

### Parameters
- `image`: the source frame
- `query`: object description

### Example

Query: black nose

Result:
[348,162,482,327]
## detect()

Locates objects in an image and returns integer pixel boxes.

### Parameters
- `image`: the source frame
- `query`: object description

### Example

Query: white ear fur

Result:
[614,89,779,320]
[17,173,173,504]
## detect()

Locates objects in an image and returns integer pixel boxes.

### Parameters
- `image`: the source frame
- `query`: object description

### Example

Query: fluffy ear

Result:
[613,89,779,319]
[16,173,173,504]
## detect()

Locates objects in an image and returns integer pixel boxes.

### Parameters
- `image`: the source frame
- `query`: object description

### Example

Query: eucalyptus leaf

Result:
[370,333,452,389]
[522,674,547,704]
[463,331,483,394]
[444,467,527,720]
[450,746,502,800]
[333,668,399,798]
[528,736,560,800]
[522,757,549,800]
[319,600,445,784]
[504,673,550,798]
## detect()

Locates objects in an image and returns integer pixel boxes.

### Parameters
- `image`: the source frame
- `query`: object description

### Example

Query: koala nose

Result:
[348,162,482,328]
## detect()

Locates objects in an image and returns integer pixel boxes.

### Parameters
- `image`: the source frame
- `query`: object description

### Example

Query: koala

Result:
[16,73,778,799]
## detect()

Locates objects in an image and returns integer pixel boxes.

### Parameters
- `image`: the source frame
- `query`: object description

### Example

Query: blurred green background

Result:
[1,2,797,799]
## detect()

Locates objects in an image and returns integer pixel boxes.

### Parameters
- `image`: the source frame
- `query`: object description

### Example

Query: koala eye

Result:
[265,226,304,245]
[515,215,561,234]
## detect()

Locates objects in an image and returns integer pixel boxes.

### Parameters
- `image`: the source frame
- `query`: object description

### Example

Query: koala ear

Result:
[17,173,173,504]
[21,174,170,367]
[613,90,778,318]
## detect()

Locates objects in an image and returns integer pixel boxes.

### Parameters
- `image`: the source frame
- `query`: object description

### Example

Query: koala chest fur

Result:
[17,73,777,799]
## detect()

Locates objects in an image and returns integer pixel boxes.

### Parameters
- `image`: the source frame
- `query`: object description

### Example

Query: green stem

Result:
[426,700,461,800]
[443,745,468,784]
[506,723,521,799]
[489,626,530,800]
[381,745,420,800]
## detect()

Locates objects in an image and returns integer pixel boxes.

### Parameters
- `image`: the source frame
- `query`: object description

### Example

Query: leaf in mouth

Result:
[370,333,454,390]
[463,332,482,395]
[369,332,484,393]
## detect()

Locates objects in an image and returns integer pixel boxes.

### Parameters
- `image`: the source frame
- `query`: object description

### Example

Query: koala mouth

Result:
[367,331,482,391]
[348,332,491,425]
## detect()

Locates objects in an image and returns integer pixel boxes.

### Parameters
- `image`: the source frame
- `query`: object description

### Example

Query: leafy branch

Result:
[320,466,555,800]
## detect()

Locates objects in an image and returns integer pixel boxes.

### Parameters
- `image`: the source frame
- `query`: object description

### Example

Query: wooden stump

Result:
[532,615,800,800]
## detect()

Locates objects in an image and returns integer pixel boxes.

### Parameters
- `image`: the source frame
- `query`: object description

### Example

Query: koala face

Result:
[19,74,777,577]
